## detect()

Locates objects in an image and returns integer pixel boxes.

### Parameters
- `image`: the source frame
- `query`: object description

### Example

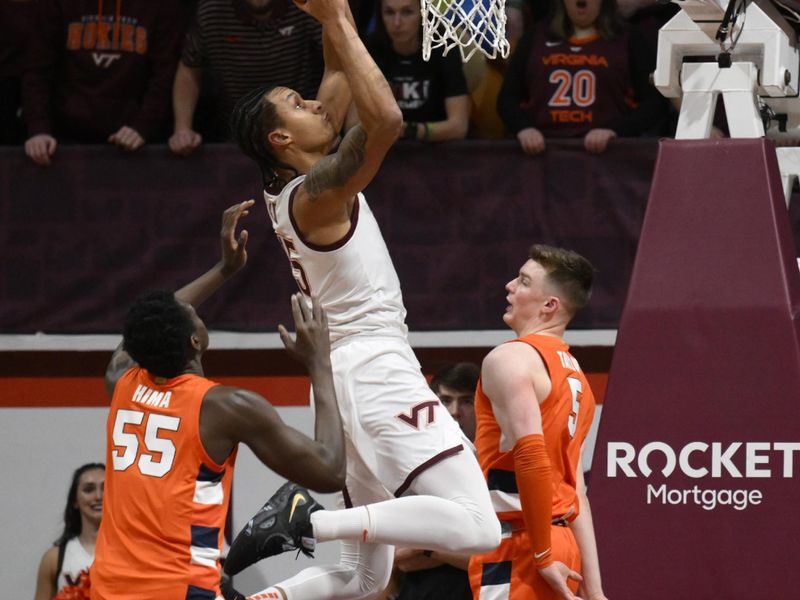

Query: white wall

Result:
[0,406,340,597]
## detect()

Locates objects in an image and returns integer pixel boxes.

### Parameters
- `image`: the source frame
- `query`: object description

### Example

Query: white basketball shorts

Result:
[322,335,467,505]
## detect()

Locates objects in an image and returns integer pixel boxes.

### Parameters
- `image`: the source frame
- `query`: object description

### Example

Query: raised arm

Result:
[104,200,255,397]
[314,2,357,132]
[174,200,252,305]
[482,343,582,600]
[294,0,402,213]
[200,295,345,492]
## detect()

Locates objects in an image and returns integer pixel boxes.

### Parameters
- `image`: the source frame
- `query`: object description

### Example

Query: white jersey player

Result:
[224,0,501,597]
[265,174,467,496]
[265,175,407,345]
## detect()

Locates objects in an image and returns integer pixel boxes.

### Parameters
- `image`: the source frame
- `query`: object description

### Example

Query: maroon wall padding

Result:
[0,140,655,333]
[589,139,800,598]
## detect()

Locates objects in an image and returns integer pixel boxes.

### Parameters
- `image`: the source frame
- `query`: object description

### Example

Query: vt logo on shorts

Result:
[396,400,438,429]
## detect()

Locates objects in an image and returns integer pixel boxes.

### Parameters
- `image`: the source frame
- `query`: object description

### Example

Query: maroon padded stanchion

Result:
[589,139,800,599]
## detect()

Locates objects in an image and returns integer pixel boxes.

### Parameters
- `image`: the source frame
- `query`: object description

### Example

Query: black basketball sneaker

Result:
[224,481,322,575]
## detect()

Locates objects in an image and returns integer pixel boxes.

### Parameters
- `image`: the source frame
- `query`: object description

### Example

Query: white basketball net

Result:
[421,0,510,61]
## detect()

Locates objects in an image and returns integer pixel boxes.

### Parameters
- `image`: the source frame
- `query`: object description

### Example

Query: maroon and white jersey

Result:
[523,25,637,137]
[265,175,408,346]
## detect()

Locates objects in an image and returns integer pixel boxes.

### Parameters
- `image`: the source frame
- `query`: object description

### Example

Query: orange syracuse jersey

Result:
[474,334,596,522]
[91,368,237,600]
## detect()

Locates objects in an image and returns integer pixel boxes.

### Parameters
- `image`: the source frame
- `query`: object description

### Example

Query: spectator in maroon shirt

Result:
[497,0,666,154]
[22,0,182,166]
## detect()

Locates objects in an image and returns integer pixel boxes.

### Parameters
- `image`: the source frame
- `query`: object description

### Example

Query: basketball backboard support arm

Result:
[654,0,800,201]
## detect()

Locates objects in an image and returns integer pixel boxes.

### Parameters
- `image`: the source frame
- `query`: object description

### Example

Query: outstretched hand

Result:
[278,294,331,367]
[538,561,584,600]
[220,199,254,277]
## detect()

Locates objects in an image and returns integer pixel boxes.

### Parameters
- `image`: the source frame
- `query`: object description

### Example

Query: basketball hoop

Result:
[421,0,510,61]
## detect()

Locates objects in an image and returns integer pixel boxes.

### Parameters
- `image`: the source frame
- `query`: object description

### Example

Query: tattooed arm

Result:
[305,126,367,197]
[292,126,368,245]
[293,0,402,244]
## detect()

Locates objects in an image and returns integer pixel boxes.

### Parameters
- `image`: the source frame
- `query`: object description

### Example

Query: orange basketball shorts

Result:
[468,522,581,600]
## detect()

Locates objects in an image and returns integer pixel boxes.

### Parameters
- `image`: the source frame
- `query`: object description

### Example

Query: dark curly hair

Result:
[123,290,195,379]
[230,84,298,194]
[55,462,105,546]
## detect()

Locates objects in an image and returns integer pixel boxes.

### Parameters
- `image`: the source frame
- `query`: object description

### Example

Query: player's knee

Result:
[352,565,393,600]
[459,496,502,553]
[341,547,394,600]
[447,498,501,553]
[449,512,502,554]
[470,514,502,553]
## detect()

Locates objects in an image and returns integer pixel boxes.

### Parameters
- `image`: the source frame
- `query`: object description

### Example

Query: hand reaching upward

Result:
[279,294,332,374]
[220,199,254,277]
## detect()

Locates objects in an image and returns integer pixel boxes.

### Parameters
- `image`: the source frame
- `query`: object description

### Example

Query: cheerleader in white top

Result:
[34,463,103,600]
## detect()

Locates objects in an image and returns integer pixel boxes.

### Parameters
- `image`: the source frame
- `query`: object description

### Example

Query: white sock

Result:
[312,495,490,552]
[311,506,372,543]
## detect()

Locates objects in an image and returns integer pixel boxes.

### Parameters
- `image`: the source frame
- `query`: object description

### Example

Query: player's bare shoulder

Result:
[202,385,270,418]
[482,341,550,405]
[292,125,369,237]
[483,340,545,375]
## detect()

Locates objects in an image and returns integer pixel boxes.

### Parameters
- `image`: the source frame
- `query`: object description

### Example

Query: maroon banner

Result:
[589,139,800,598]
[1,140,799,334]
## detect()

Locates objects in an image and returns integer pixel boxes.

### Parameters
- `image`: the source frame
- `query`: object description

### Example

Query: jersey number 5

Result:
[566,377,583,438]
[277,235,311,295]
[112,409,181,477]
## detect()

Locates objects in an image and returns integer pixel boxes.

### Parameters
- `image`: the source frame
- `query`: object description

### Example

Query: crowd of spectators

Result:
[0,0,681,165]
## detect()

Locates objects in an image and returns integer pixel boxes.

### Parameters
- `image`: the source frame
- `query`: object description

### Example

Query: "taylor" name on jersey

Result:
[557,350,582,372]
